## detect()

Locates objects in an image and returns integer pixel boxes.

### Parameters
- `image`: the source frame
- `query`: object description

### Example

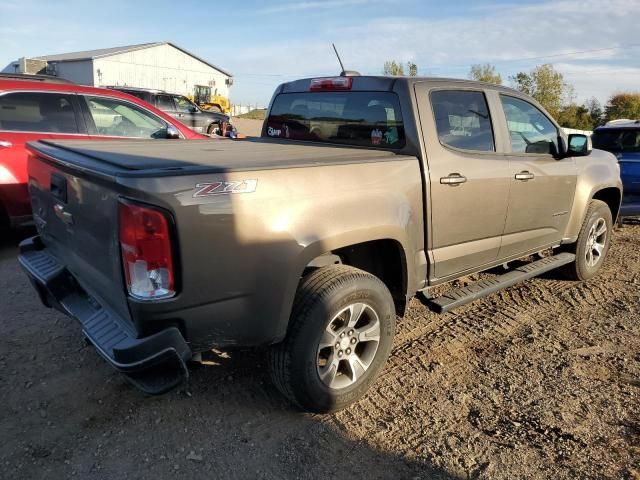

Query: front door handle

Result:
[515,171,535,181]
[440,173,467,186]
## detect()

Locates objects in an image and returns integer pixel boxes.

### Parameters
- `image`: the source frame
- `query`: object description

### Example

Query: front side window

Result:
[84,96,169,138]
[0,92,79,133]
[173,96,196,113]
[265,91,405,149]
[592,128,640,153]
[430,90,495,152]
[500,95,558,155]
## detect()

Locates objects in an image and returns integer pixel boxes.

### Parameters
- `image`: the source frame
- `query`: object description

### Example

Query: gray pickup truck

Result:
[19,75,621,413]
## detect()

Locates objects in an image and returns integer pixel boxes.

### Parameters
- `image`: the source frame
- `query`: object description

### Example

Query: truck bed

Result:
[28,138,410,177]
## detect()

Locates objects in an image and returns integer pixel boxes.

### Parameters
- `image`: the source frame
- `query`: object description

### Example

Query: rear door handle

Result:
[515,171,535,181]
[0,140,12,148]
[440,173,467,186]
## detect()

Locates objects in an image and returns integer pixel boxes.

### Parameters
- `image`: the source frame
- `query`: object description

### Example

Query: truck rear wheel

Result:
[269,265,395,413]
[561,199,612,281]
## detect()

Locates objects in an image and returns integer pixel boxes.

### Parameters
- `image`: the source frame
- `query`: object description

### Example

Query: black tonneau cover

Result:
[27,138,411,177]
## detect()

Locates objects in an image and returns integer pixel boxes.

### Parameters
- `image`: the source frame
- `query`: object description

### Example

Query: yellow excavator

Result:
[191,85,231,115]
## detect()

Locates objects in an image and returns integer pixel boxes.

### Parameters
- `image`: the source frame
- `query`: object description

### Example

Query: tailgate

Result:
[27,145,131,323]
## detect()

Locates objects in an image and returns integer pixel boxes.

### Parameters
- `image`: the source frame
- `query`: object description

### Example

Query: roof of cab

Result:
[279,75,525,96]
[596,119,640,130]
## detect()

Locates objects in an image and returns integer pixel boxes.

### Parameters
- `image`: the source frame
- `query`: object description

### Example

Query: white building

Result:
[3,42,233,99]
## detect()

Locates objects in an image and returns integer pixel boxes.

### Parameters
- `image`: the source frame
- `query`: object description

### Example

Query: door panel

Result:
[501,155,576,257]
[416,87,511,279]
[0,91,88,218]
[173,96,205,132]
[619,153,640,215]
[497,95,577,258]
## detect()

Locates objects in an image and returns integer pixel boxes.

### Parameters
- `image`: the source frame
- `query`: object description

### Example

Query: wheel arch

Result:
[274,231,413,343]
[592,187,622,222]
[562,152,623,243]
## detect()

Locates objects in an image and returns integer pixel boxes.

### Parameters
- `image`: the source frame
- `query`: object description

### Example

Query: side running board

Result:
[421,252,576,314]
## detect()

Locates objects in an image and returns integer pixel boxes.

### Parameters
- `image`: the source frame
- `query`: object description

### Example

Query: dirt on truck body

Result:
[19,75,622,412]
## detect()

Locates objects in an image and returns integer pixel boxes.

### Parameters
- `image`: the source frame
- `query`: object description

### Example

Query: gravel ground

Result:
[0,223,638,480]
[231,118,263,137]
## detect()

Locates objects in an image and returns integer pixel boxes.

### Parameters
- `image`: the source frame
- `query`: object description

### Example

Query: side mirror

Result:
[166,126,180,139]
[189,105,199,113]
[567,134,592,157]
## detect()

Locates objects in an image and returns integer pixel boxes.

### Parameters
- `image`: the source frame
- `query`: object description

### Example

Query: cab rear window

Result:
[265,92,405,149]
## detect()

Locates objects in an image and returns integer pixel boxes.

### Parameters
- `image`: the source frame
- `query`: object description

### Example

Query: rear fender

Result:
[272,227,413,343]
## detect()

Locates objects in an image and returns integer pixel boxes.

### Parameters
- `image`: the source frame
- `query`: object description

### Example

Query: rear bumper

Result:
[18,235,191,395]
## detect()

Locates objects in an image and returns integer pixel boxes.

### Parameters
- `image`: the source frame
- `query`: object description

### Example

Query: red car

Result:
[0,74,207,229]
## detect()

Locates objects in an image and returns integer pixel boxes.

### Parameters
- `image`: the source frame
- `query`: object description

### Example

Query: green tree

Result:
[383,60,404,76]
[510,64,571,118]
[604,93,640,122]
[468,63,502,85]
[584,97,603,127]
[556,104,593,130]
[383,60,418,76]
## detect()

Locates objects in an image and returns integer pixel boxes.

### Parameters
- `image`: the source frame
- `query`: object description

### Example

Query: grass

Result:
[236,109,266,120]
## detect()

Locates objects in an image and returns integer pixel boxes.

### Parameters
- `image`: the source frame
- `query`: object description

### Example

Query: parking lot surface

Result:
[0,224,638,479]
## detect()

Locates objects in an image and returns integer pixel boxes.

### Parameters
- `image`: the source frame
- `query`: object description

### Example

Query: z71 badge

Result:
[193,179,258,198]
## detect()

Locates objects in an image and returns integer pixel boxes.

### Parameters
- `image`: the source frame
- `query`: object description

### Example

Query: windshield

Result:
[592,128,640,153]
[265,91,405,149]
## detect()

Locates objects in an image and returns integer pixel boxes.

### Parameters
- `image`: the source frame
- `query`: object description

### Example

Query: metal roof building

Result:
[2,42,233,99]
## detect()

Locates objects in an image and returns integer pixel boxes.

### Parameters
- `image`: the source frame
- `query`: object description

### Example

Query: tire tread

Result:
[269,265,391,411]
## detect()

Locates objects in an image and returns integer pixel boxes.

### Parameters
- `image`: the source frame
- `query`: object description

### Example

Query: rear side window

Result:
[156,95,175,111]
[0,92,79,133]
[430,90,495,152]
[500,95,558,155]
[265,92,405,149]
[592,128,640,153]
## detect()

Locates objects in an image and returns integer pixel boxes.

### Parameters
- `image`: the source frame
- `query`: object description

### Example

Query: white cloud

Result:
[256,0,386,14]
[222,0,640,103]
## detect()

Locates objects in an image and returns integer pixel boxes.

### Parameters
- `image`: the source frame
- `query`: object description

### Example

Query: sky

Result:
[1,0,639,106]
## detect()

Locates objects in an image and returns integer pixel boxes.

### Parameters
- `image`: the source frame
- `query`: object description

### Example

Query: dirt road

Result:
[232,117,263,137]
[0,224,638,479]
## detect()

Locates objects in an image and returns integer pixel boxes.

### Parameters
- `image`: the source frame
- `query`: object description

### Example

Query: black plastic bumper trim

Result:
[18,235,191,395]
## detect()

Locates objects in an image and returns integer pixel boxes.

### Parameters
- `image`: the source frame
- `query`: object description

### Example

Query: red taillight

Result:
[119,200,175,300]
[309,77,353,91]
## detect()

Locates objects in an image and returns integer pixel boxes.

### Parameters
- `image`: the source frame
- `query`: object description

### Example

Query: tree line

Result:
[383,60,640,130]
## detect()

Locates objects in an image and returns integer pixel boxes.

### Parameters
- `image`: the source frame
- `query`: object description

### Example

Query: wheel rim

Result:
[316,302,381,390]
[585,217,607,267]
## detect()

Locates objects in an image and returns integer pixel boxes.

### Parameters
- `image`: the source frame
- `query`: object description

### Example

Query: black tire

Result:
[207,122,220,136]
[269,265,396,413]
[561,199,613,281]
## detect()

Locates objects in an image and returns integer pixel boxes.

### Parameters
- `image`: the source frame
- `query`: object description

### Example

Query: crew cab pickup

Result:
[19,75,622,412]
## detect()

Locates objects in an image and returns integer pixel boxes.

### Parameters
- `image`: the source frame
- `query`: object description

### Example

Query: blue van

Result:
[592,120,640,217]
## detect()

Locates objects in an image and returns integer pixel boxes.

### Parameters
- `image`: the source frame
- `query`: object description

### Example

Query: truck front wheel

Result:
[269,265,396,413]
[561,199,613,281]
